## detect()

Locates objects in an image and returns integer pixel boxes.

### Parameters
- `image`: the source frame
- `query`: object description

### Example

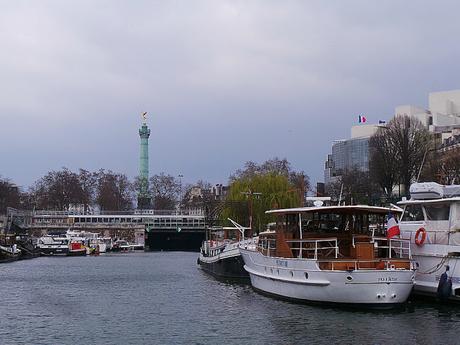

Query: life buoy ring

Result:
[415,227,427,246]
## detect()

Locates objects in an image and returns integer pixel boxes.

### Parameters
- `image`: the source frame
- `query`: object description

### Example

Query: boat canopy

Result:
[266,205,401,216]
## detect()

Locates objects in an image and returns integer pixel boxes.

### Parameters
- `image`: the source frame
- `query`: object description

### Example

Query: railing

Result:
[372,237,412,259]
[323,258,412,271]
[257,238,339,259]
[31,209,205,216]
[401,229,449,245]
[286,238,339,260]
[257,238,276,257]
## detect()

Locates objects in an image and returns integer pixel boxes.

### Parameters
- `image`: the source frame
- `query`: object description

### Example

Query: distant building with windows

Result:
[324,124,380,185]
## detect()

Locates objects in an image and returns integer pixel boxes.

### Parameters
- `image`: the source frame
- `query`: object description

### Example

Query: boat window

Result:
[401,205,424,222]
[305,213,341,233]
[424,204,450,221]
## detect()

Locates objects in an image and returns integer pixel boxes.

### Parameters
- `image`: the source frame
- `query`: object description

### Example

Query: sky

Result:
[1,0,460,190]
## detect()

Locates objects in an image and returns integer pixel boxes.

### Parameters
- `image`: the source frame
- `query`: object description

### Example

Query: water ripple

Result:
[1,252,460,345]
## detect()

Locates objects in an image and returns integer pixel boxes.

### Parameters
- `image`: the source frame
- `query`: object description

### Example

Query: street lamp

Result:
[178,174,184,209]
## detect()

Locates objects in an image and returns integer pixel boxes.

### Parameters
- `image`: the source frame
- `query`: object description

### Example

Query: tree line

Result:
[0,169,187,214]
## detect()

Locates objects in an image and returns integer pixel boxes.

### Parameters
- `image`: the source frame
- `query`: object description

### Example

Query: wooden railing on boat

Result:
[257,234,413,270]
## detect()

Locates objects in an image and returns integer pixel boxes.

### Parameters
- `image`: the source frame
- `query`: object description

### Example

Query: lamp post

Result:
[178,174,184,209]
[241,190,262,234]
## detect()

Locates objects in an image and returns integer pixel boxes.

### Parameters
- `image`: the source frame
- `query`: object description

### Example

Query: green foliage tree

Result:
[222,173,300,233]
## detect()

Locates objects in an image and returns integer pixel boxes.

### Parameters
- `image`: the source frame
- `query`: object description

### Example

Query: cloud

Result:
[1,1,459,187]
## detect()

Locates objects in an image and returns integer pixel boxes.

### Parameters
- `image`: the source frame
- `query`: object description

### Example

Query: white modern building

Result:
[395,89,460,147]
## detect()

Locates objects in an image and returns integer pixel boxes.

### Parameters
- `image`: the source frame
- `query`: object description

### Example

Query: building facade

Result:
[324,124,380,185]
[396,89,460,148]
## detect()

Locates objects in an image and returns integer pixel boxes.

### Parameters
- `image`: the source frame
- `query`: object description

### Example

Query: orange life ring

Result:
[415,227,427,246]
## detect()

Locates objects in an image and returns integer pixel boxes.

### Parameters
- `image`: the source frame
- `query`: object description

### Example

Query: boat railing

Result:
[401,229,448,245]
[286,238,339,259]
[372,237,412,259]
[320,258,412,271]
[257,238,276,257]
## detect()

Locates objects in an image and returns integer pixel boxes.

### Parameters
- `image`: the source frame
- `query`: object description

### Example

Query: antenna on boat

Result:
[416,146,429,182]
[338,184,344,206]
[228,218,249,242]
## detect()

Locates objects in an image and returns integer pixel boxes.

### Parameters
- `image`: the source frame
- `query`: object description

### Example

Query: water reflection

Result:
[1,253,460,345]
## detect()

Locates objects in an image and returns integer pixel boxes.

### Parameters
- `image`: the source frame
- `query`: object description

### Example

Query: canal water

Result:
[1,252,460,345]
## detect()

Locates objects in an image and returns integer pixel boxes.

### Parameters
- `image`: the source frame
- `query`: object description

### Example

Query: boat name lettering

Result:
[276,260,288,267]
[378,277,398,282]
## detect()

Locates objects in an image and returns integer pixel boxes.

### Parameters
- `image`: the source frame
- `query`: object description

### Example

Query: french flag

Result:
[386,213,400,239]
[358,115,367,123]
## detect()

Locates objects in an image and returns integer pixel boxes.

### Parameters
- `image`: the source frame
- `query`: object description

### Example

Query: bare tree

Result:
[149,173,181,210]
[30,168,87,210]
[0,176,21,214]
[326,168,377,205]
[96,170,133,211]
[78,169,97,211]
[181,180,213,208]
[369,115,430,197]
[369,129,399,198]
[438,148,460,184]
[422,147,460,185]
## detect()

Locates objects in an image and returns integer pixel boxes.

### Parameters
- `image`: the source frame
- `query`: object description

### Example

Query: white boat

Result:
[111,240,144,252]
[36,235,70,256]
[398,182,460,301]
[36,230,91,256]
[240,205,415,308]
[66,230,109,254]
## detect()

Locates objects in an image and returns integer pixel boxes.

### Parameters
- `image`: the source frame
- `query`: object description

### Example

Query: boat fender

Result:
[415,227,427,246]
[437,266,452,301]
[197,257,200,265]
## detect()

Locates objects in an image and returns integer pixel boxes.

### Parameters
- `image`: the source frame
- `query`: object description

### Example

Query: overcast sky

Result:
[1,0,459,189]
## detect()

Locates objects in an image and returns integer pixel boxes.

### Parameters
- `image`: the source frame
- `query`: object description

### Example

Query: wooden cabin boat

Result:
[240,205,415,308]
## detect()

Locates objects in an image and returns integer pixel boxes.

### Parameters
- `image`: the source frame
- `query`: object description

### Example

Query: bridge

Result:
[6,208,207,251]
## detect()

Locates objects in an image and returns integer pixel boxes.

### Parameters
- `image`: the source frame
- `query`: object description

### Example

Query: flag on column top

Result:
[358,115,367,123]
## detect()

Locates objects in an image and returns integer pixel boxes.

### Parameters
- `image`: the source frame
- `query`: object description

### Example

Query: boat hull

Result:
[146,230,204,251]
[198,253,248,280]
[68,249,87,256]
[240,248,415,308]
[411,250,460,301]
[39,247,69,256]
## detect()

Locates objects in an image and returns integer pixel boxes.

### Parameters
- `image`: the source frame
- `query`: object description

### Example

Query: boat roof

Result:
[398,197,460,206]
[266,205,401,215]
